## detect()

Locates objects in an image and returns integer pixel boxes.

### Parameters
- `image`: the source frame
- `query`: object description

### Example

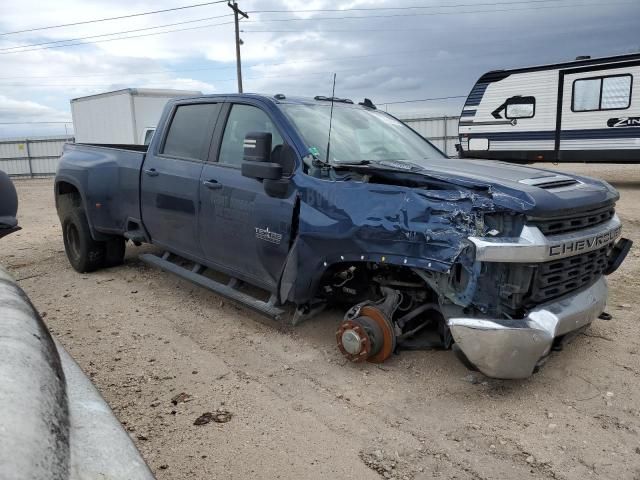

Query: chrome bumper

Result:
[447,277,607,379]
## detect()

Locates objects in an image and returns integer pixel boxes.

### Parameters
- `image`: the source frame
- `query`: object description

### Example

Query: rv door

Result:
[557,64,637,161]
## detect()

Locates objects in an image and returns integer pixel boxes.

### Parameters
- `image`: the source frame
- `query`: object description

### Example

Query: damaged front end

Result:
[286,167,630,379]
[444,209,630,379]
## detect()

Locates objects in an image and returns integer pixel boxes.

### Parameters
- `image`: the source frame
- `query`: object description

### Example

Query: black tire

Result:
[104,237,127,268]
[61,207,105,273]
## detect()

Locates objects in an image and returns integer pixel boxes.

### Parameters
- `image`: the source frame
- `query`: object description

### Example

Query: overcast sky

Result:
[0,0,638,137]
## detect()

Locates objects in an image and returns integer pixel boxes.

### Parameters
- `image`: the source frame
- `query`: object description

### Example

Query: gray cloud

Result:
[0,0,638,134]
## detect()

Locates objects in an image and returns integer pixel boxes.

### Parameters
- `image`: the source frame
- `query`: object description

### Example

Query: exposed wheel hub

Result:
[336,319,372,361]
[340,327,365,355]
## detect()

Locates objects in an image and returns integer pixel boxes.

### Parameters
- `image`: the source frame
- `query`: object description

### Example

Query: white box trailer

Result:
[71,88,201,145]
[458,53,640,163]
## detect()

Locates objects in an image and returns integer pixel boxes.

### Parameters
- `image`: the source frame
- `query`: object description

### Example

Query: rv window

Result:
[572,74,632,112]
[602,76,632,109]
[505,96,535,119]
[573,79,600,111]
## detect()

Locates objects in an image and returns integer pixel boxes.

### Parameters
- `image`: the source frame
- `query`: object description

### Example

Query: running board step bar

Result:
[139,252,285,320]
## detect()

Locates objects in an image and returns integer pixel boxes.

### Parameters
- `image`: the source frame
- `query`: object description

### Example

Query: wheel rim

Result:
[66,222,81,260]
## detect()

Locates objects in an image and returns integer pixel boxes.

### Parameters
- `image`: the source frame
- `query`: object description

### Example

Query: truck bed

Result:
[57,143,146,237]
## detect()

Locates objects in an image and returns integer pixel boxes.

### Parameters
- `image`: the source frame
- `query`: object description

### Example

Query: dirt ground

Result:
[3,163,640,480]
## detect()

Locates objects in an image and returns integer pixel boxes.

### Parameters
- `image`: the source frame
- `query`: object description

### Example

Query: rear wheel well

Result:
[56,181,79,196]
[55,181,82,212]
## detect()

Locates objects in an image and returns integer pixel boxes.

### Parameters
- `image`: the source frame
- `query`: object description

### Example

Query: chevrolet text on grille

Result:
[549,225,622,257]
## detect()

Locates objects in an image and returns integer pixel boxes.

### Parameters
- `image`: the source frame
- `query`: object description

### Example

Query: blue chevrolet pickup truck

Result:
[55,93,631,379]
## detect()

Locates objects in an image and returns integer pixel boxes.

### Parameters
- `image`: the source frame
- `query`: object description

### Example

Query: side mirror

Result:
[241,132,283,181]
[243,131,272,162]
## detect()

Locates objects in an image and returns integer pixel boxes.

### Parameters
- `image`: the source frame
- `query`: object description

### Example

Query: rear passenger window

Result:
[572,75,632,112]
[162,103,220,161]
[218,104,283,167]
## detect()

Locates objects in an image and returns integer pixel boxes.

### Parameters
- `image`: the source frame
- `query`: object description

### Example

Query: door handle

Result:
[203,179,223,190]
[144,168,159,177]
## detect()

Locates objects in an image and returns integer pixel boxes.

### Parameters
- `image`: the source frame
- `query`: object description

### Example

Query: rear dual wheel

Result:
[62,206,126,273]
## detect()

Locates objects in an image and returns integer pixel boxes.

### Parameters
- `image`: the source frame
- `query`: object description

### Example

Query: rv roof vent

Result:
[519,175,580,190]
[575,55,591,60]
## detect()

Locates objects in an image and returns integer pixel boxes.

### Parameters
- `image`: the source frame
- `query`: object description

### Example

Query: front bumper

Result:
[447,277,607,379]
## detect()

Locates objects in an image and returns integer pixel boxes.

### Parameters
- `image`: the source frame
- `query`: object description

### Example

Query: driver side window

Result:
[218,104,283,167]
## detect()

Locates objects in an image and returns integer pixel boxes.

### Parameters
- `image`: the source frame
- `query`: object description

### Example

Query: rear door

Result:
[141,101,222,258]
[198,101,297,291]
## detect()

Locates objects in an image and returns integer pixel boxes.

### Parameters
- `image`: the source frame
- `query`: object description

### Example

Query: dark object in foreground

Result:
[0,267,154,479]
[0,170,20,239]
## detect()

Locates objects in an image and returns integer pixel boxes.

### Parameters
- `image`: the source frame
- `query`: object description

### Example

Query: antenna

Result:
[325,73,336,164]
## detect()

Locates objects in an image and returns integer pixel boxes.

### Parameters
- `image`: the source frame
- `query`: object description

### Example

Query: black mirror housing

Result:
[243,132,272,162]
[241,161,283,180]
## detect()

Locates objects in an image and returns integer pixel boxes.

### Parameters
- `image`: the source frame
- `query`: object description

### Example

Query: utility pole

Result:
[228,1,248,93]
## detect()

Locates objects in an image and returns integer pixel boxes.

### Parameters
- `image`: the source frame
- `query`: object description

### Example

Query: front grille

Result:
[531,205,615,236]
[526,246,611,306]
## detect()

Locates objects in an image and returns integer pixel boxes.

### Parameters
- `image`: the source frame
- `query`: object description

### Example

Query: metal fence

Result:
[0,116,460,176]
[0,135,74,177]
[399,115,460,156]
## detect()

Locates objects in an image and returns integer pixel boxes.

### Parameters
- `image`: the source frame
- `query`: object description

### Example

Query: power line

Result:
[242,0,635,24]
[0,20,235,55]
[0,59,466,87]
[0,1,228,37]
[378,96,468,105]
[249,0,573,13]
[0,47,443,81]
[2,0,632,55]
[0,14,233,52]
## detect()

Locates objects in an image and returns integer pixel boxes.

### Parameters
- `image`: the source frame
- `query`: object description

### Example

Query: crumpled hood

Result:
[411,157,619,217]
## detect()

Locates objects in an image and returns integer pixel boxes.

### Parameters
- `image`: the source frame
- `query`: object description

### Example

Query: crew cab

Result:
[55,93,631,379]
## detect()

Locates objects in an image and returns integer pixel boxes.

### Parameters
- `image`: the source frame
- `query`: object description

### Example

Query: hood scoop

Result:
[519,175,580,190]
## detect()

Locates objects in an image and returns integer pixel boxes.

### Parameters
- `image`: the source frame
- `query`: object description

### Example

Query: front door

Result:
[141,102,222,258]
[198,102,297,291]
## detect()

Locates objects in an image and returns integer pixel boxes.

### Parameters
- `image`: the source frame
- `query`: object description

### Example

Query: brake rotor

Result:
[360,305,396,363]
[336,305,396,364]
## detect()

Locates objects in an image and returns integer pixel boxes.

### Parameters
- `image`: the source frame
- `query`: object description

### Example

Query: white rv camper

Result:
[71,88,201,145]
[458,53,640,163]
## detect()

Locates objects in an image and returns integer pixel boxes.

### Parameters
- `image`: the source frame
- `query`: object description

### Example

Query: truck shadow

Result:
[122,244,581,391]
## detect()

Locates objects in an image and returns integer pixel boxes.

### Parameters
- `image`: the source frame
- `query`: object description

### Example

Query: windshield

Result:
[280,103,446,168]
